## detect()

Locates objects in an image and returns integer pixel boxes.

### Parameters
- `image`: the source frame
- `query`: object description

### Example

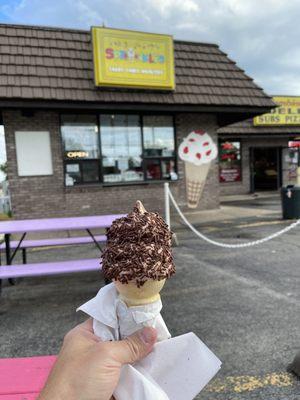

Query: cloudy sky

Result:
[0,0,299,95]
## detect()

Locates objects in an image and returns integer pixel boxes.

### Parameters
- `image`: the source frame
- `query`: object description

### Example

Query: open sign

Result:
[66,151,89,158]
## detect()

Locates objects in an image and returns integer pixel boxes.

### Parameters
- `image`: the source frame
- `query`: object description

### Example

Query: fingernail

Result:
[140,327,156,345]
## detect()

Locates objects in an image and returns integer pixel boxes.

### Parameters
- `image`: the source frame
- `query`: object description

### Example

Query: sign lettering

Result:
[91,27,175,90]
[66,151,89,159]
[254,97,300,125]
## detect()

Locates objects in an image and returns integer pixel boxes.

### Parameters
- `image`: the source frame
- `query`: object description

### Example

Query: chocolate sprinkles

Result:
[102,201,176,287]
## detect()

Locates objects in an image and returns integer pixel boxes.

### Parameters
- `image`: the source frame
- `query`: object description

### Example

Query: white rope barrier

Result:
[167,187,300,248]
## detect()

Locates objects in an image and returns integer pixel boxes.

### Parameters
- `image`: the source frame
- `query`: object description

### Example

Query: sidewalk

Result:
[171,191,283,231]
[4,192,284,241]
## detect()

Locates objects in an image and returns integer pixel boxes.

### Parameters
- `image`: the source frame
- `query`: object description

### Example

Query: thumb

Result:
[110,327,157,365]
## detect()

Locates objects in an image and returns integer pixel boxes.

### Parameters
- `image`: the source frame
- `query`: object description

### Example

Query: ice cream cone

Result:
[114,279,166,307]
[185,161,210,208]
[103,199,175,298]
[113,201,166,306]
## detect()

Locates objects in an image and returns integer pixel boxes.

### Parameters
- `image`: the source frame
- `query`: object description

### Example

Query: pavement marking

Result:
[205,372,295,393]
[236,220,291,229]
[30,244,71,252]
[187,219,290,234]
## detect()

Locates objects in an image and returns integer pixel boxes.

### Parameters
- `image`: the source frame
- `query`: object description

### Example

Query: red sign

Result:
[288,141,300,148]
[219,168,241,182]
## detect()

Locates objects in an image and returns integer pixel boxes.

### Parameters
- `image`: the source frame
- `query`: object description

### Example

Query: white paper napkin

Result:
[114,332,221,400]
[135,332,222,400]
[78,286,222,399]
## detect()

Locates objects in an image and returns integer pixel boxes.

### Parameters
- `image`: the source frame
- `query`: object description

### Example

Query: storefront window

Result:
[61,113,177,186]
[100,115,143,183]
[143,116,175,157]
[219,140,242,182]
[61,115,99,186]
[143,115,177,180]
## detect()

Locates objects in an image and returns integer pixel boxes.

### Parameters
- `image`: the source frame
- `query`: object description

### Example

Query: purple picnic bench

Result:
[0,214,124,286]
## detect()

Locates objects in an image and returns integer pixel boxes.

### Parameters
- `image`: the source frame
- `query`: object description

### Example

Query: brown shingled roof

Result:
[0,23,275,110]
[218,118,300,136]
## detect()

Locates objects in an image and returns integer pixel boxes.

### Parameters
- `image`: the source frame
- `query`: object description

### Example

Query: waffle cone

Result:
[114,279,166,306]
[185,161,211,208]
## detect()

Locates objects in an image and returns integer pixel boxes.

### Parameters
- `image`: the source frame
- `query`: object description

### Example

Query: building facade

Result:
[0,23,274,218]
[218,97,300,195]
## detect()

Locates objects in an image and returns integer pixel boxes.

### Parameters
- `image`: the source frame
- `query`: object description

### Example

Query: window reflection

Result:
[143,115,176,181]
[143,116,175,157]
[61,115,99,159]
[162,160,177,180]
[82,161,100,182]
[65,163,81,186]
[100,115,143,183]
[61,113,177,186]
[146,159,161,180]
[61,115,99,185]
[146,159,177,181]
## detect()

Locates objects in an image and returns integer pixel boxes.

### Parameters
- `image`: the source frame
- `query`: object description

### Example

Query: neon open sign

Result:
[66,151,89,158]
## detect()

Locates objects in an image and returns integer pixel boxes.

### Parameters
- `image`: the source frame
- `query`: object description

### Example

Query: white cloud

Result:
[256,72,300,96]
[0,0,300,94]
[74,0,103,26]
[148,0,199,16]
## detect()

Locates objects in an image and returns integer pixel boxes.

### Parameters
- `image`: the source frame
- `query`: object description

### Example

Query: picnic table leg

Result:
[5,233,11,265]
[86,229,103,252]
[22,248,27,264]
[10,233,26,264]
[4,233,15,286]
[6,233,27,285]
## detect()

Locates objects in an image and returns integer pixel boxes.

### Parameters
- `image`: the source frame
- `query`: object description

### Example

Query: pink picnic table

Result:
[0,214,124,265]
[0,355,56,399]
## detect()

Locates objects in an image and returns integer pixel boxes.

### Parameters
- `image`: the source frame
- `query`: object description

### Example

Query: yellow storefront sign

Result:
[91,27,175,90]
[254,96,300,125]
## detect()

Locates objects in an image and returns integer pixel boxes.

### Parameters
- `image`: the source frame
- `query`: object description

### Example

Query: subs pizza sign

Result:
[91,27,175,90]
[254,96,300,125]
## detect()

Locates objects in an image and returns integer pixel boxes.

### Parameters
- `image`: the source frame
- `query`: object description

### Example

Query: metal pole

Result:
[165,182,179,246]
[164,182,170,227]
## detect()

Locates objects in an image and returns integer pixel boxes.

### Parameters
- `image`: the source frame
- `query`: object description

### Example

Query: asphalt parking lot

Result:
[0,194,299,399]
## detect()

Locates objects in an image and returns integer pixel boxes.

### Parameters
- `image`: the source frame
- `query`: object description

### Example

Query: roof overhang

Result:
[0,99,274,127]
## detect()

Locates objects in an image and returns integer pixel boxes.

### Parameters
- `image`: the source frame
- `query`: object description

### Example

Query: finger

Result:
[76,319,101,343]
[79,318,94,332]
[108,327,157,365]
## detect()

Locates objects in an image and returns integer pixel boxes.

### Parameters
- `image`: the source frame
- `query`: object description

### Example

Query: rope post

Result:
[164,182,179,246]
[164,182,171,228]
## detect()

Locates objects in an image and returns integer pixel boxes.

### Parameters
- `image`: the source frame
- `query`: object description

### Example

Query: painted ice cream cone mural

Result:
[179,130,218,208]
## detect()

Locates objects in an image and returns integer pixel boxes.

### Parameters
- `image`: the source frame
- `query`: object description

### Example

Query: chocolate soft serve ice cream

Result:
[102,200,175,293]
[78,200,173,339]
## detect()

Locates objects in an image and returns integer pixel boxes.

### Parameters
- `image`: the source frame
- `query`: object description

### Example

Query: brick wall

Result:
[3,109,220,219]
[219,136,290,195]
